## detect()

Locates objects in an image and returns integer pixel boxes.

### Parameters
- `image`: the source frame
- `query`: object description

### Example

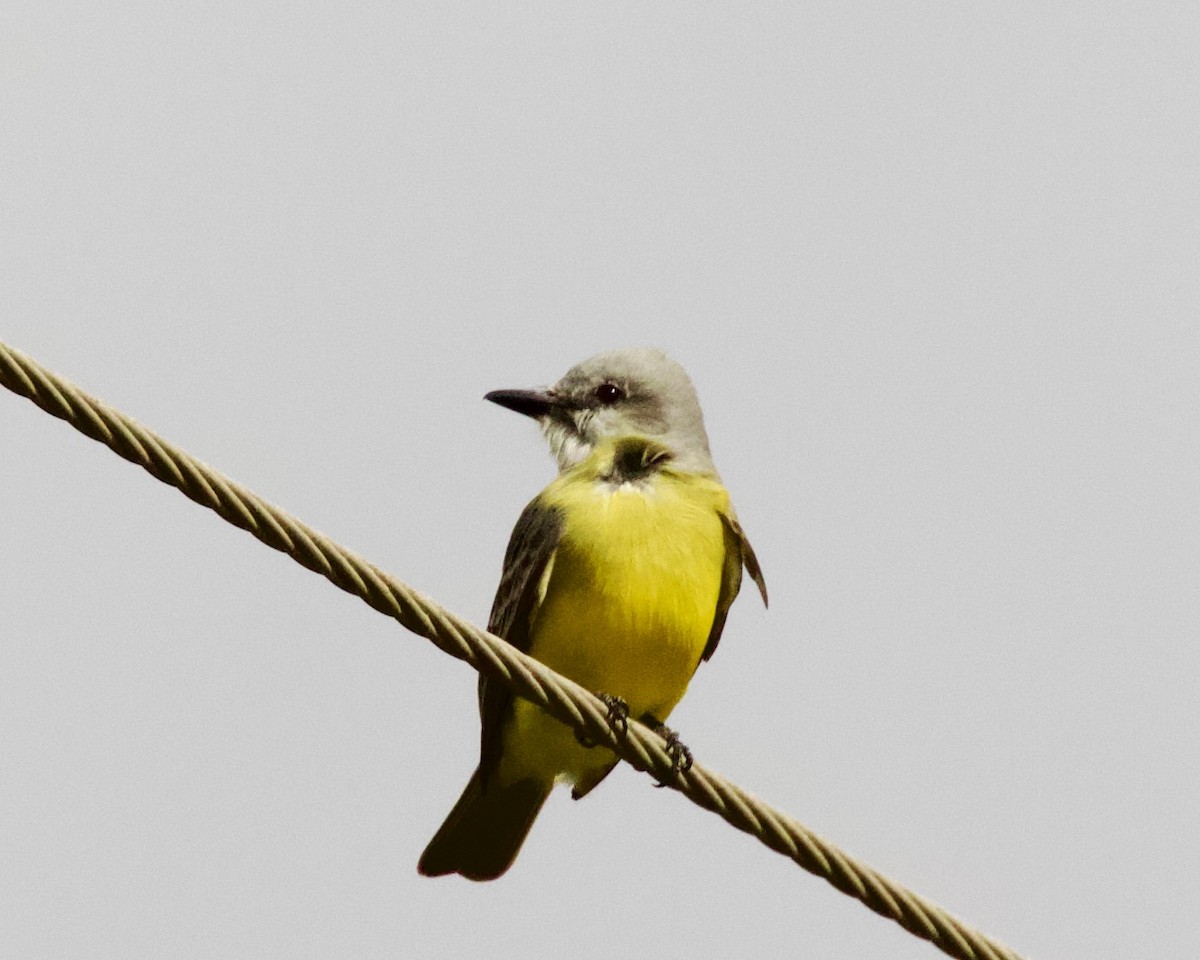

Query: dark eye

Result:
[594,382,624,405]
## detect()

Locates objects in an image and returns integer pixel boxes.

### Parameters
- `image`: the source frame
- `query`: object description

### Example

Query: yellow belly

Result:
[500,469,729,786]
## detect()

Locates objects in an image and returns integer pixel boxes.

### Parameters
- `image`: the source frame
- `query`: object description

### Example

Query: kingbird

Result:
[418,348,767,880]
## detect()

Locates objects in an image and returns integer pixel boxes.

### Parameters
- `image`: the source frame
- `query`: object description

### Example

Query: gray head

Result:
[485,348,717,475]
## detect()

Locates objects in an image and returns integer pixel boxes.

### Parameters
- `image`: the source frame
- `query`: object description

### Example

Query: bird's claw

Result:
[662,729,693,773]
[575,693,629,748]
[599,693,630,737]
[641,715,693,785]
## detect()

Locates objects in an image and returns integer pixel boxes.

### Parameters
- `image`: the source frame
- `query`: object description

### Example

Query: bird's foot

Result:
[642,714,693,784]
[575,693,630,748]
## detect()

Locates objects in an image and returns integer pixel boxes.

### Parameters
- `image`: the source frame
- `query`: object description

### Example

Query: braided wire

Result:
[0,339,1024,960]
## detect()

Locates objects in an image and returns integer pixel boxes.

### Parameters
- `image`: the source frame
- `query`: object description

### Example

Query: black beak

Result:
[484,388,556,419]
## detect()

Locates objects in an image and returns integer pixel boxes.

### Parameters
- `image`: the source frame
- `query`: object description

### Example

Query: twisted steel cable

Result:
[0,339,1024,960]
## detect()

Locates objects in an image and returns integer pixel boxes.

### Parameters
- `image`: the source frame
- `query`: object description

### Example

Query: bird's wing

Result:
[477,496,564,786]
[700,510,768,663]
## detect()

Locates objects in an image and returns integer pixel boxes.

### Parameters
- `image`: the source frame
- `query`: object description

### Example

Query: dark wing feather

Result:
[477,497,563,786]
[700,511,768,663]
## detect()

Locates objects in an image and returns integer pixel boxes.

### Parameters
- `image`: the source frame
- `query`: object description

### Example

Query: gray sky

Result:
[3,3,1198,958]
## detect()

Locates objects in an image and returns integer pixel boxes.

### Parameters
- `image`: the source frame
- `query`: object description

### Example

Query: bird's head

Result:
[485,348,717,475]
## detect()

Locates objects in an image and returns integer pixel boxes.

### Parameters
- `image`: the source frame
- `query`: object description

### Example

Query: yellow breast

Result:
[529,461,729,719]
[497,437,733,787]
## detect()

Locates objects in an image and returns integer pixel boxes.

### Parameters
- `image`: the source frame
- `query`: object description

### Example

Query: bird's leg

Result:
[641,714,693,782]
[575,693,630,748]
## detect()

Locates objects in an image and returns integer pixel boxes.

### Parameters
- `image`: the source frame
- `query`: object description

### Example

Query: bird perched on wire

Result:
[419,348,767,880]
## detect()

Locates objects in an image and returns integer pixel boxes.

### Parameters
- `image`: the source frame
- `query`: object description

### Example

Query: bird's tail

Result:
[418,769,551,881]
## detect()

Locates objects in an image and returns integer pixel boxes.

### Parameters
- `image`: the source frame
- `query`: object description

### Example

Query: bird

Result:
[418,348,767,880]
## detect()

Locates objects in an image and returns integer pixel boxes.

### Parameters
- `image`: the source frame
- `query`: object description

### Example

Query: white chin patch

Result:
[541,420,591,471]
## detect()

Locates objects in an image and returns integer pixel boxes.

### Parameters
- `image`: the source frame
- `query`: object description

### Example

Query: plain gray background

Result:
[2,3,1197,958]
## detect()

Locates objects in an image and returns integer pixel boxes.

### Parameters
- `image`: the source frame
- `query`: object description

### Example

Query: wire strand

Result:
[0,339,1025,960]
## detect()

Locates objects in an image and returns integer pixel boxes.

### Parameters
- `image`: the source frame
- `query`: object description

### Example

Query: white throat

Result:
[540,419,593,472]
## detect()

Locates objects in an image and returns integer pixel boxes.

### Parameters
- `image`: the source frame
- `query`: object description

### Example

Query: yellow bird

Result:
[419,348,767,880]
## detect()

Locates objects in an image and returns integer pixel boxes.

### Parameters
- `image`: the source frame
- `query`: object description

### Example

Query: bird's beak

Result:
[484,388,556,420]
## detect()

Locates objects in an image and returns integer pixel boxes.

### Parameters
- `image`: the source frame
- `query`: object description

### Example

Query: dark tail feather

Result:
[418,769,551,881]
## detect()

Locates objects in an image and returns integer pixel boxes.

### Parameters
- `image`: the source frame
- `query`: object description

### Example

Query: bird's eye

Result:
[594,383,624,405]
